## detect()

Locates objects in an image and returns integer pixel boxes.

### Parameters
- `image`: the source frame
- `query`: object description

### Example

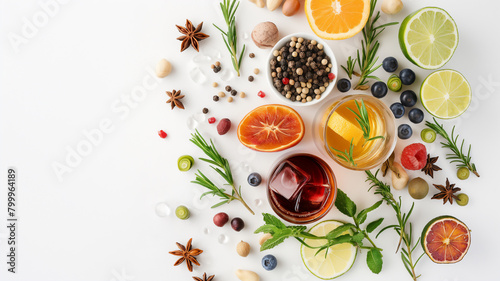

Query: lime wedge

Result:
[327,112,364,146]
[399,7,458,69]
[420,69,471,119]
[301,220,357,279]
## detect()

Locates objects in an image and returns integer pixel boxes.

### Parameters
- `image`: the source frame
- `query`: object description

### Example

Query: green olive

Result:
[175,205,190,220]
[408,177,429,199]
[456,193,469,206]
[457,167,470,180]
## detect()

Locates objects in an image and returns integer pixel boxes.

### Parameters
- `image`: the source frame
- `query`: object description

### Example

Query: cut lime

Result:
[420,70,471,119]
[420,128,436,143]
[301,220,357,279]
[177,155,194,171]
[399,7,458,69]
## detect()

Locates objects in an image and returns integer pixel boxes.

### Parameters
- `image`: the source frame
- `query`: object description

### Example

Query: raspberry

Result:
[328,73,335,80]
[282,78,289,85]
[258,91,266,98]
[401,143,427,170]
[158,130,167,138]
[208,117,216,124]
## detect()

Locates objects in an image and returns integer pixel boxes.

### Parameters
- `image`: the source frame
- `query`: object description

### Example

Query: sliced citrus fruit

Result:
[399,7,458,69]
[421,215,471,264]
[327,112,364,146]
[420,69,471,119]
[237,104,305,152]
[301,220,356,279]
[305,0,370,40]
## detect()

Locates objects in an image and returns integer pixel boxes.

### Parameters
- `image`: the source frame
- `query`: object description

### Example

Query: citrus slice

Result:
[420,69,471,119]
[421,215,471,264]
[327,112,364,146]
[237,104,305,152]
[305,0,370,40]
[399,7,459,69]
[301,220,356,279]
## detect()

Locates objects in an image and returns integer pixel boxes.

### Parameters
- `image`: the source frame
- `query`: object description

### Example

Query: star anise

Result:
[166,89,185,109]
[193,272,215,281]
[169,238,203,272]
[431,178,461,205]
[176,19,209,52]
[421,154,442,178]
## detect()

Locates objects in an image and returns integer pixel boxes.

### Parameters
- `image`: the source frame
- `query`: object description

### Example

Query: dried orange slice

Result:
[305,0,370,40]
[237,104,305,152]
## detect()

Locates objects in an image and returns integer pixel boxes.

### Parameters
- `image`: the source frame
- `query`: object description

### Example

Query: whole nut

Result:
[259,233,273,245]
[217,118,232,135]
[213,212,229,227]
[282,0,300,16]
[251,22,279,49]
[236,241,251,257]
[381,0,403,15]
[235,269,260,281]
[249,0,266,8]
[155,58,172,78]
[391,162,409,190]
[267,0,284,11]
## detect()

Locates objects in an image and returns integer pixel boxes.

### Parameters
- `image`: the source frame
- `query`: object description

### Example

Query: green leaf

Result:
[366,248,383,274]
[325,224,354,240]
[366,218,384,233]
[334,188,357,217]
[254,224,279,235]
[260,228,292,251]
[352,232,365,244]
[262,213,287,229]
[357,200,383,224]
[211,200,229,208]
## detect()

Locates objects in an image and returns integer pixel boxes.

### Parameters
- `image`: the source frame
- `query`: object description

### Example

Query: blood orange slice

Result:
[237,104,305,152]
[421,215,471,264]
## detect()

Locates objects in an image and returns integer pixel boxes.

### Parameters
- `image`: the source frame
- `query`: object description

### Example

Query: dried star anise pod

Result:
[169,238,203,272]
[431,178,461,205]
[166,89,185,109]
[193,272,215,281]
[421,154,442,178]
[176,19,210,52]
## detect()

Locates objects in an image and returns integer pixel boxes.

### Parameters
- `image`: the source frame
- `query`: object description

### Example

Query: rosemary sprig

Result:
[365,170,423,281]
[348,99,385,143]
[425,118,479,177]
[342,0,398,90]
[341,56,358,80]
[190,130,254,215]
[331,139,356,166]
[213,0,245,76]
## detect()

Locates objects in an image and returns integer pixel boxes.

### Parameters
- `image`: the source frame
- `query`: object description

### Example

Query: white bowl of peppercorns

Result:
[267,33,338,106]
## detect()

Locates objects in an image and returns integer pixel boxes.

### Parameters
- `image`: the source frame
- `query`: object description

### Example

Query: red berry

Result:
[328,73,335,80]
[213,212,229,227]
[158,130,167,138]
[208,117,216,124]
[401,143,427,170]
[258,91,266,98]
[282,78,289,85]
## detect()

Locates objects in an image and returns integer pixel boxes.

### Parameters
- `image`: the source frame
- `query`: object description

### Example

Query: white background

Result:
[1,0,499,280]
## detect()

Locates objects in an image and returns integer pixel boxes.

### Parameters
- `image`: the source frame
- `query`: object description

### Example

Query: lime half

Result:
[399,7,458,69]
[420,69,471,119]
[301,220,357,279]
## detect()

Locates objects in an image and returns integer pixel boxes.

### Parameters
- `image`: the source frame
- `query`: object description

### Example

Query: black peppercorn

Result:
[213,95,219,101]
[231,90,237,96]
[225,85,232,92]
[249,53,255,58]
[202,108,209,114]
[248,76,254,82]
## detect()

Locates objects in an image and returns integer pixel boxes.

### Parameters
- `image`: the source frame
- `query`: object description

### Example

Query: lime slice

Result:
[301,220,357,279]
[327,112,364,146]
[420,69,471,119]
[399,7,458,69]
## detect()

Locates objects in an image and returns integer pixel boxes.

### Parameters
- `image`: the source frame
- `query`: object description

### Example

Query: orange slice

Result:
[305,0,371,40]
[237,104,305,152]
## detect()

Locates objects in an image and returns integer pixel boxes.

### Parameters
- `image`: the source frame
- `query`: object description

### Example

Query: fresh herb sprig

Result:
[349,99,385,143]
[331,139,356,166]
[213,0,245,76]
[425,118,479,177]
[342,0,398,90]
[190,130,254,215]
[365,170,423,281]
[255,189,384,274]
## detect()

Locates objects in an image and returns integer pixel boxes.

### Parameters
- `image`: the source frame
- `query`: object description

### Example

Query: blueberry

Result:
[390,102,405,118]
[398,124,413,139]
[382,57,398,72]
[400,90,417,107]
[337,78,351,92]
[247,172,262,186]
[399,68,416,85]
[262,254,278,271]
[371,81,388,98]
[408,108,424,124]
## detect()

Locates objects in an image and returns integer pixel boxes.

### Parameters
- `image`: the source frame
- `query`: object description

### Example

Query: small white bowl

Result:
[266,33,338,107]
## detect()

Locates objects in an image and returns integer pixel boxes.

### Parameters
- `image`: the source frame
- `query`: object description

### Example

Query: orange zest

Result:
[237,104,305,152]
[305,0,370,40]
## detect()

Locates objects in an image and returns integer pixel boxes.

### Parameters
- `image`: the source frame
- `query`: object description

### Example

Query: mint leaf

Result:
[254,224,279,235]
[366,218,384,233]
[352,232,365,244]
[260,228,292,251]
[334,188,357,217]
[357,200,383,224]
[366,248,383,274]
[325,224,354,240]
[262,213,287,229]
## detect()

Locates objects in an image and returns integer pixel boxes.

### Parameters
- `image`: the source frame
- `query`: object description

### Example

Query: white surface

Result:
[0,0,499,280]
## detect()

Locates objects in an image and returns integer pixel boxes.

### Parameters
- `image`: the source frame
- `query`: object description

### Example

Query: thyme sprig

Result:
[425,118,479,177]
[213,0,245,76]
[342,0,398,90]
[365,170,423,281]
[190,130,254,215]
[348,99,385,143]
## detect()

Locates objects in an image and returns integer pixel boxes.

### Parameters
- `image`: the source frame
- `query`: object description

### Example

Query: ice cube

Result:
[296,184,329,213]
[189,67,207,84]
[269,161,310,200]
